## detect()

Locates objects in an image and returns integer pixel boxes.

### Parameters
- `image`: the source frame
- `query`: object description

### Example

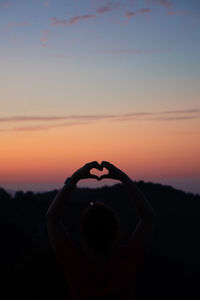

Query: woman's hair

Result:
[80,202,122,255]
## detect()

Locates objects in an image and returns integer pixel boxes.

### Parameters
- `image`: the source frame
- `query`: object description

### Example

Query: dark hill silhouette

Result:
[0,181,200,299]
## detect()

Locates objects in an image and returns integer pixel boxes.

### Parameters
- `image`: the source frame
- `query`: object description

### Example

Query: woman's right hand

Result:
[99,161,129,183]
[70,161,102,184]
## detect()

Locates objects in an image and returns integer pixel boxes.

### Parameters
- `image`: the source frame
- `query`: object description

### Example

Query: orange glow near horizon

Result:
[0,118,200,187]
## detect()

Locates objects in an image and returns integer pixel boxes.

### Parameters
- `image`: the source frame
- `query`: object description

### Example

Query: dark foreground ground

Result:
[1,182,200,299]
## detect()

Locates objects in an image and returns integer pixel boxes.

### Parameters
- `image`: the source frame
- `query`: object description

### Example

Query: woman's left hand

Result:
[70,161,102,184]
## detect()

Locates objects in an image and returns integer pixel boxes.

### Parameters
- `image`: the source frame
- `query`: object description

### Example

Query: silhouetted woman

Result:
[46,161,155,299]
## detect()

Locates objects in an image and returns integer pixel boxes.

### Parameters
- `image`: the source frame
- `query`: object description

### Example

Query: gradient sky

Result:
[0,0,200,194]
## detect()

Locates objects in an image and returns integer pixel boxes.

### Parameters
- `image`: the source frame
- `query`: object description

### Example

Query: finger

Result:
[100,161,111,169]
[85,161,97,167]
[88,174,99,180]
[99,174,111,180]
[87,161,102,170]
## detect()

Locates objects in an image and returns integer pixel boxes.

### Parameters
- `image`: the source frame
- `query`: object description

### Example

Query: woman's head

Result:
[80,201,122,256]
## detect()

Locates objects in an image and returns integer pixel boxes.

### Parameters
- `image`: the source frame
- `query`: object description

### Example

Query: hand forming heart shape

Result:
[70,161,126,184]
[90,167,109,179]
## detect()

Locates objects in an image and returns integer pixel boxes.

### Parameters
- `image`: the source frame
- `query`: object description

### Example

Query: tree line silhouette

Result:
[1,181,200,299]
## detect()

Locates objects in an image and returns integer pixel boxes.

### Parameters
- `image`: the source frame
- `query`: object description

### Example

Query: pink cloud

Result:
[91,0,119,10]
[147,0,173,8]
[70,14,95,24]
[51,13,96,26]
[51,18,68,26]
[167,10,194,17]
[139,8,152,13]
[125,8,151,18]
[51,2,118,27]
[68,16,81,25]
[97,6,112,14]
[3,2,12,8]
[13,121,90,132]
[96,2,119,15]
[40,29,52,48]
[104,48,169,54]
[1,109,199,132]
[44,1,49,7]
[8,21,29,29]
[126,11,136,17]
[81,14,96,20]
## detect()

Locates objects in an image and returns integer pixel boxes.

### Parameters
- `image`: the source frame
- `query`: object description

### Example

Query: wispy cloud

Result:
[0,121,91,132]
[125,8,151,18]
[1,109,199,132]
[146,0,173,8]
[8,21,29,29]
[3,2,12,8]
[97,6,112,14]
[111,109,200,122]
[51,14,96,26]
[160,109,200,114]
[13,121,91,132]
[0,114,115,122]
[44,1,49,7]
[40,29,52,48]
[167,9,197,17]
[50,0,176,29]
[96,2,119,14]
[103,48,169,55]
[51,2,118,27]
[49,0,194,31]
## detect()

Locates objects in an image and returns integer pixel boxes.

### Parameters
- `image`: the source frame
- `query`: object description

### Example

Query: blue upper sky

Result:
[1,0,200,117]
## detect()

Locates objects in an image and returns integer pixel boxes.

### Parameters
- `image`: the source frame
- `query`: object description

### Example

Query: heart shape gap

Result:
[90,167,109,178]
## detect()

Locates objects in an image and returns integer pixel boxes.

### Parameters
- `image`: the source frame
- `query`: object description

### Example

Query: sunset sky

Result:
[0,0,200,194]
